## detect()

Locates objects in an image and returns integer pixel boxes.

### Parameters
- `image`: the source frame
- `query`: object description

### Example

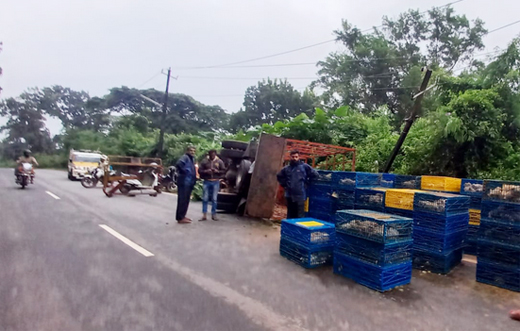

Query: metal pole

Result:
[157,67,171,158]
[383,68,433,173]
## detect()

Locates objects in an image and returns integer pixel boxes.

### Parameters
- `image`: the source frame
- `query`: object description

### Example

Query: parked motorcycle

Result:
[15,163,34,189]
[119,166,161,197]
[160,166,178,192]
[81,166,116,188]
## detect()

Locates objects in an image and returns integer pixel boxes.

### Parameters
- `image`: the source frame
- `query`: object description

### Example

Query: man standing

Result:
[277,150,319,219]
[198,149,226,221]
[175,146,197,224]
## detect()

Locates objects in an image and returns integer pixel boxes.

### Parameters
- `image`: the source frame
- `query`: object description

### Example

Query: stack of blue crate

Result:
[307,170,335,222]
[394,175,422,189]
[412,191,470,274]
[355,187,388,212]
[460,179,484,255]
[379,173,396,188]
[280,218,336,268]
[477,180,520,292]
[333,209,413,291]
[332,172,379,216]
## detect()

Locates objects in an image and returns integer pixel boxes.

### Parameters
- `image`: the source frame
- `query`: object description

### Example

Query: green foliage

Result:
[0,91,54,159]
[191,180,204,201]
[33,153,68,169]
[314,6,487,125]
[229,79,317,132]
[164,132,221,166]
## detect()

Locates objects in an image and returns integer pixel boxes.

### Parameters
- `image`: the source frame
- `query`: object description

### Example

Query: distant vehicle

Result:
[68,149,102,180]
[15,162,33,189]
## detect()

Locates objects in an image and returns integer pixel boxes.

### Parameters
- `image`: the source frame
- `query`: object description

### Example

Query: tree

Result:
[38,86,110,131]
[313,6,487,125]
[105,86,230,134]
[229,79,317,132]
[0,92,54,159]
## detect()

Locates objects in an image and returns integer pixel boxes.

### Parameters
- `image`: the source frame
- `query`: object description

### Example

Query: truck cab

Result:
[68,149,102,180]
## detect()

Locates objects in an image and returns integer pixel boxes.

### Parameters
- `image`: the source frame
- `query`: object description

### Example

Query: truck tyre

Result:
[217,192,240,212]
[222,140,248,151]
[220,148,244,159]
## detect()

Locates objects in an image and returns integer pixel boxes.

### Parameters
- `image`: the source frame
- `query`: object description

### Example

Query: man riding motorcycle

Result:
[16,149,38,184]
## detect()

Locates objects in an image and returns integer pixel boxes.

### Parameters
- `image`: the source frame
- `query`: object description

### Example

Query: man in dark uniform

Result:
[175,146,197,224]
[277,150,319,219]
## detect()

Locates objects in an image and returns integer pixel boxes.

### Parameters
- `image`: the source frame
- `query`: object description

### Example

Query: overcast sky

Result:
[1,0,519,136]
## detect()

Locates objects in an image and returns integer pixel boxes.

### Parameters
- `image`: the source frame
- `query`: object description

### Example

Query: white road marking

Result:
[98,224,154,257]
[45,191,61,200]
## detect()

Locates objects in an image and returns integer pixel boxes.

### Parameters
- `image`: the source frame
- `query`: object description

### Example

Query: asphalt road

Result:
[1,169,519,331]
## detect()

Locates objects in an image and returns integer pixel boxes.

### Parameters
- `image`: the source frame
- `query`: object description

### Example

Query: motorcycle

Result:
[81,166,116,188]
[15,163,34,189]
[119,167,161,197]
[160,166,178,192]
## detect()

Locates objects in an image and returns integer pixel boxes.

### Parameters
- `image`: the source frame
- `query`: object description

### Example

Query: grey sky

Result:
[1,0,519,136]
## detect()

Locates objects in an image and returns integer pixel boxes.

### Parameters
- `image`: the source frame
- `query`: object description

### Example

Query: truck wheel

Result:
[220,148,244,159]
[222,140,248,151]
[68,171,74,180]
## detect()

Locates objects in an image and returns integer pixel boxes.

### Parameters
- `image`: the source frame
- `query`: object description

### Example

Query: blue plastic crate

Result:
[332,172,380,191]
[333,252,412,292]
[413,227,467,254]
[477,239,520,267]
[477,258,520,292]
[483,180,520,204]
[467,224,479,238]
[479,218,520,246]
[461,179,484,197]
[309,196,335,215]
[412,248,463,274]
[413,211,469,234]
[355,187,388,212]
[335,209,413,244]
[394,175,421,189]
[281,218,336,247]
[470,197,482,210]
[380,173,396,188]
[385,207,414,218]
[279,238,333,269]
[306,211,334,224]
[309,170,334,186]
[464,239,478,256]
[481,200,520,225]
[308,184,332,200]
[331,188,355,210]
[335,233,413,266]
[413,191,470,216]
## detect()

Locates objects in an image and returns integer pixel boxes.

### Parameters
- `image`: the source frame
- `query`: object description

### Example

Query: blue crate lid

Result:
[282,218,335,230]
[337,209,412,222]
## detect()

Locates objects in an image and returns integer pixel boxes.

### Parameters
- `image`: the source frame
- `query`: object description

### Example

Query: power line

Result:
[486,19,520,35]
[179,76,316,80]
[136,72,162,88]
[175,0,465,70]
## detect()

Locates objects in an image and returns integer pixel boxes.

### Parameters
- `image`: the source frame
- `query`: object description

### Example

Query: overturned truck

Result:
[216,134,356,219]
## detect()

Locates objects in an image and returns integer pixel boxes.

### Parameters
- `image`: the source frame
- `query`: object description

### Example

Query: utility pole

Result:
[383,68,433,173]
[157,67,171,159]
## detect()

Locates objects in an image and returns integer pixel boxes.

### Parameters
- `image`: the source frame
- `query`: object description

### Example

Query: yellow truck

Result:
[68,149,102,180]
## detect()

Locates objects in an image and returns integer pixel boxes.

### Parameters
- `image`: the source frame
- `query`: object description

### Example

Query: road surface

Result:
[0,169,518,331]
